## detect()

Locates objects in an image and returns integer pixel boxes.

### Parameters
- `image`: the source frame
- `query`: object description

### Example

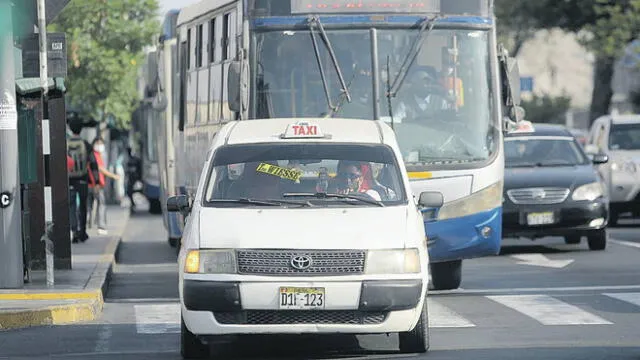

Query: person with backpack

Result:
[87,137,120,235]
[67,120,97,243]
[125,147,142,212]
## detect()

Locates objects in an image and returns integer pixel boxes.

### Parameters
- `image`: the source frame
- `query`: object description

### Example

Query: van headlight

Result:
[184,250,237,274]
[365,249,420,274]
[572,182,604,201]
[437,181,503,220]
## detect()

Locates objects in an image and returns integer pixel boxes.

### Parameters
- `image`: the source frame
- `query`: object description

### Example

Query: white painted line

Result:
[486,294,613,325]
[510,253,574,269]
[431,284,640,295]
[427,298,475,328]
[42,119,50,155]
[134,304,180,334]
[610,239,640,249]
[603,292,640,307]
[44,186,52,222]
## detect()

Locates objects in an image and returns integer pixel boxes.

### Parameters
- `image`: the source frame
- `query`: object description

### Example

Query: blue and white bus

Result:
[159,0,523,289]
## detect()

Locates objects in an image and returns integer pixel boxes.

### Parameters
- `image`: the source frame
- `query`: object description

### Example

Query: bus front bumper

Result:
[424,207,502,263]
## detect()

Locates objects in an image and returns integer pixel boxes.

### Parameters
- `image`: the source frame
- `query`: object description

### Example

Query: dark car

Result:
[502,123,610,250]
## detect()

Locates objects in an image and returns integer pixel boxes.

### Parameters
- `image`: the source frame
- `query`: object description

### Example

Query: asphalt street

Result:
[1,212,640,360]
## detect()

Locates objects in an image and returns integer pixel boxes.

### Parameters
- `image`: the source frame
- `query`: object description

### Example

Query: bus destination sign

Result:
[290,0,440,14]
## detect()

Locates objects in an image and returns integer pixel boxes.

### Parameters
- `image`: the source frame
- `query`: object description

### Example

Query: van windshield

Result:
[203,143,407,207]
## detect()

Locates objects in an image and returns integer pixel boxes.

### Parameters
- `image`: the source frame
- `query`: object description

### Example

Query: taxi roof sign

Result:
[281,121,328,139]
[510,120,535,134]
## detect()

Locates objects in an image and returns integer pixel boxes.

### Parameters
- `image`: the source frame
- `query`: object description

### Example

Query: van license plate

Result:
[279,287,325,310]
[527,212,555,225]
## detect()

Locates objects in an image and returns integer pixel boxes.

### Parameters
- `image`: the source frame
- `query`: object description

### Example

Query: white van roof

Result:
[224,118,392,146]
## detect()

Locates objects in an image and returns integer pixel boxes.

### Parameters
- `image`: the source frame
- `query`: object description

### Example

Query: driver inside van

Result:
[330,161,382,201]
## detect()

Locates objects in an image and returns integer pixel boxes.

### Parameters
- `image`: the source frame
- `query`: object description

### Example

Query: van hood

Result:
[197,206,409,250]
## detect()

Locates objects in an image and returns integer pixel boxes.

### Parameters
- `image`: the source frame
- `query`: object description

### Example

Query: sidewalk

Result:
[0,205,131,330]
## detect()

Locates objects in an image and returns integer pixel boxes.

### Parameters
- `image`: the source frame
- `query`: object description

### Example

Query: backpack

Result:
[67,137,88,178]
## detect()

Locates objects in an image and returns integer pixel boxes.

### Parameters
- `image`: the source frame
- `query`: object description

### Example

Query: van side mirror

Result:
[592,154,609,165]
[167,195,191,216]
[418,191,444,208]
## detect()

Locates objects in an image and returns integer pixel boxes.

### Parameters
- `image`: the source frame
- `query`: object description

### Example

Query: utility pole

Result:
[0,0,24,289]
[37,0,54,287]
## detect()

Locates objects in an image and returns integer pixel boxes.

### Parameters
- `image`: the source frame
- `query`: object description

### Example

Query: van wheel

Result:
[430,260,462,290]
[587,229,607,251]
[398,298,430,353]
[181,316,209,359]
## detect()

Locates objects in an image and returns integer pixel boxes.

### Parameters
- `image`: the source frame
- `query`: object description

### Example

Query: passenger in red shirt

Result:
[87,137,120,235]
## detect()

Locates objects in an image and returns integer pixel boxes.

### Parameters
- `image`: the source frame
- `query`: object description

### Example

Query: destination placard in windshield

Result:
[290,0,439,14]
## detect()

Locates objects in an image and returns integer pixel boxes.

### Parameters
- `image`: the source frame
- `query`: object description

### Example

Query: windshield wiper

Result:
[209,198,313,207]
[388,15,441,98]
[308,16,352,115]
[282,192,384,207]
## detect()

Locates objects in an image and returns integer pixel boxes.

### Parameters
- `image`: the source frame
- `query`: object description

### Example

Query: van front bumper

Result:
[181,279,424,335]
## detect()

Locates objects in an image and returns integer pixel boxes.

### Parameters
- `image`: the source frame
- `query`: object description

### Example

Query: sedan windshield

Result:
[505,138,589,168]
[203,143,407,207]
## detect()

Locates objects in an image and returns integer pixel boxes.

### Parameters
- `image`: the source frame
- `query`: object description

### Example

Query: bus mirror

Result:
[228,61,242,113]
[506,57,521,107]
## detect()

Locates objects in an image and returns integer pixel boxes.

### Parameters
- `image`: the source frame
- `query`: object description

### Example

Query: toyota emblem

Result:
[290,255,312,270]
[531,189,546,199]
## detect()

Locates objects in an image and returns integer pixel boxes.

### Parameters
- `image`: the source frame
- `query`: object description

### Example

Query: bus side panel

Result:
[425,206,502,263]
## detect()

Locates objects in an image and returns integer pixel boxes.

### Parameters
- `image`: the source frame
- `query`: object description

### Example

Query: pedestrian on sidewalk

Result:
[67,120,97,243]
[125,147,142,212]
[87,137,121,235]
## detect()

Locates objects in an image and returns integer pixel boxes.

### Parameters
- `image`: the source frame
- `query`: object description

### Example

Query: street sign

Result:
[21,33,67,79]
[520,76,534,92]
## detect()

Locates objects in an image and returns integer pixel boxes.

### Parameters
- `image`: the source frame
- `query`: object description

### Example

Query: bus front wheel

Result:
[430,260,462,290]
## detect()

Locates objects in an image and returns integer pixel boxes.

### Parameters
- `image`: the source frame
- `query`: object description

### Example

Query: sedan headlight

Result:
[572,182,604,202]
[612,161,637,173]
[184,250,237,274]
[437,181,503,220]
[365,249,421,274]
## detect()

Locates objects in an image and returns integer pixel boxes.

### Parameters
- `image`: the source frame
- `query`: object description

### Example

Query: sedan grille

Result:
[506,187,570,205]
[236,249,366,276]
[214,311,387,325]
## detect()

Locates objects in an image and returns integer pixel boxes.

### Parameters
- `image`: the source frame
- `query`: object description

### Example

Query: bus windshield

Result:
[250,27,496,165]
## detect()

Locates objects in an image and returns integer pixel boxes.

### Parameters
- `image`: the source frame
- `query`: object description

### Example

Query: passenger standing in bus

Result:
[88,137,121,235]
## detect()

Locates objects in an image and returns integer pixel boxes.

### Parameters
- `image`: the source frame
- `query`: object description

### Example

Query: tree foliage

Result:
[495,0,640,124]
[49,0,159,129]
[521,94,572,124]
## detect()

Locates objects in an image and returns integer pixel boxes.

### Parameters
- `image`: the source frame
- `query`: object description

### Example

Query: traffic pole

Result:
[0,0,25,289]
[37,0,54,287]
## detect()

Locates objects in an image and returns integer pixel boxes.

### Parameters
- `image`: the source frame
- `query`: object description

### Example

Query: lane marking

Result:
[610,239,640,249]
[431,284,640,295]
[486,294,613,325]
[510,253,574,269]
[134,304,180,334]
[603,292,640,307]
[427,299,475,328]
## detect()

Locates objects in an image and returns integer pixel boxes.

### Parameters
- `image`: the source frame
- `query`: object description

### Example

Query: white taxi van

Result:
[167,118,444,358]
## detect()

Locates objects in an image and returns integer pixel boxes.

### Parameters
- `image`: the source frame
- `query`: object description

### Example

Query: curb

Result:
[0,208,129,331]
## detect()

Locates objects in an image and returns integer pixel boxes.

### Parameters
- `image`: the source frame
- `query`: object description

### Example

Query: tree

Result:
[521,94,572,124]
[494,0,640,126]
[49,0,159,129]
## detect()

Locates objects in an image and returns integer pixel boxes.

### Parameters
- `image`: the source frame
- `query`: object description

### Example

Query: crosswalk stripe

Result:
[602,292,640,307]
[134,304,180,334]
[486,294,613,325]
[427,299,475,328]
